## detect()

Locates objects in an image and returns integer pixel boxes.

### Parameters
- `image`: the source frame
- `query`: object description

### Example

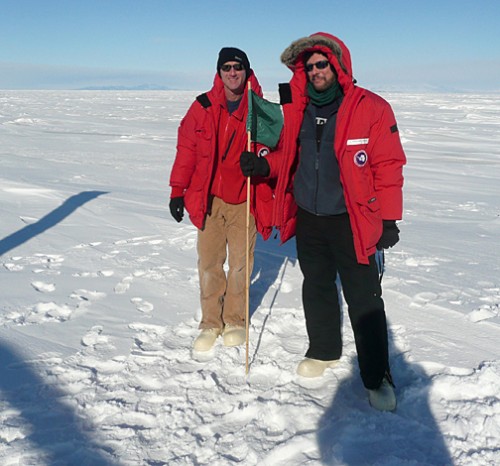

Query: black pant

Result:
[296,208,389,389]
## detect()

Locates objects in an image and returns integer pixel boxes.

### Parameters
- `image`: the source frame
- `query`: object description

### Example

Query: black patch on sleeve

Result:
[390,124,398,133]
[196,93,212,108]
[279,83,292,105]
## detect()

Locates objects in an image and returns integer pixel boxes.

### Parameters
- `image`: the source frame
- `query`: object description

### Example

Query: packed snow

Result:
[0,90,499,465]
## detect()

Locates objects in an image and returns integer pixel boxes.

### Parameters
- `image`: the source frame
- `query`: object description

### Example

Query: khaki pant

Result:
[197,197,256,329]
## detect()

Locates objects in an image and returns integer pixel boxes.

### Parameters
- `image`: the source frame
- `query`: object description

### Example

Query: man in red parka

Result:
[169,47,273,353]
[241,33,406,410]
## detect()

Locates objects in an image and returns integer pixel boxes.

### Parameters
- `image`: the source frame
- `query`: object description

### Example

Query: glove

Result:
[169,196,184,223]
[377,220,400,250]
[240,151,270,177]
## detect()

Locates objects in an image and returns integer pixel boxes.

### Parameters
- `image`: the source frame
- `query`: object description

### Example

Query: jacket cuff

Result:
[170,187,185,198]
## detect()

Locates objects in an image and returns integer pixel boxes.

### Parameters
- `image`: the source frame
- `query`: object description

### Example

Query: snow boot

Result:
[223,325,246,347]
[193,328,221,352]
[367,375,396,412]
[296,358,339,377]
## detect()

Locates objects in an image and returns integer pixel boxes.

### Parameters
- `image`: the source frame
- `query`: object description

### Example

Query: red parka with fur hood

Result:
[169,72,274,240]
[267,32,406,264]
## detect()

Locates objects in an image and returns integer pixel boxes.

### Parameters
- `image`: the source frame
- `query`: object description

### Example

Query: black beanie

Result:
[217,47,250,75]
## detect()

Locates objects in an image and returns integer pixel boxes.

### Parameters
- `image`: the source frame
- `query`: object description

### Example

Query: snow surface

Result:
[0,90,499,465]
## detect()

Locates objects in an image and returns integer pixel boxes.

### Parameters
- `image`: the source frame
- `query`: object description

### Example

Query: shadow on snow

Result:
[0,190,108,256]
[248,237,453,464]
[316,326,453,465]
[249,232,298,318]
[248,233,297,368]
[0,339,119,465]
[0,191,118,461]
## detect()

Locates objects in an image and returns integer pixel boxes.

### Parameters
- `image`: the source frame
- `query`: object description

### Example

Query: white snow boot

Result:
[223,325,246,347]
[193,328,221,352]
[367,376,397,412]
[296,358,339,377]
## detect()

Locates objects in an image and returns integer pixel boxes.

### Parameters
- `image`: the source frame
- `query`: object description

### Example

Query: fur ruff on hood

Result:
[280,32,352,80]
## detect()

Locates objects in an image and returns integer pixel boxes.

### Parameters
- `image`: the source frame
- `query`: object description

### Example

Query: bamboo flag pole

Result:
[245,81,252,375]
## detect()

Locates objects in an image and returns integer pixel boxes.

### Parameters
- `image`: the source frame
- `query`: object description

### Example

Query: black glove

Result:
[169,196,184,223]
[377,220,400,250]
[240,151,270,177]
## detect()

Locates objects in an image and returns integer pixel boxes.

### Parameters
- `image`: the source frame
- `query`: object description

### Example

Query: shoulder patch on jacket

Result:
[196,93,212,108]
[390,124,398,133]
[279,83,292,105]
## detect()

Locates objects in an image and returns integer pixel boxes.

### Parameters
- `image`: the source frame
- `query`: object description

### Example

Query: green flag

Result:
[246,90,283,149]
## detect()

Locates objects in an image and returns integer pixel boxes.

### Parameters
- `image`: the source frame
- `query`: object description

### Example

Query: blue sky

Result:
[1,0,499,91]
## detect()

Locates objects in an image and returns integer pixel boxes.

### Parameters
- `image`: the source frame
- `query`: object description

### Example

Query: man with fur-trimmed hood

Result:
[240,33,406,411]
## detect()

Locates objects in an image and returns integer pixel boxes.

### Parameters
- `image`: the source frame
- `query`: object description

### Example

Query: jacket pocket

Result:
[195,127,212,141]
[355,194,383,250]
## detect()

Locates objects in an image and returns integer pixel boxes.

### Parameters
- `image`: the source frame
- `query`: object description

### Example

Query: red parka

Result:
[267,32,406,264]
[169,72,274,239]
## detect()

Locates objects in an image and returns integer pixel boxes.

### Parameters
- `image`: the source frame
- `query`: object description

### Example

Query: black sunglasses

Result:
[305,60,330,72]
[220,63,244,72]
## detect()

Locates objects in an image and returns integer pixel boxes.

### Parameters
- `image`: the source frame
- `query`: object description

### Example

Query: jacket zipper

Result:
[222,130,236,162]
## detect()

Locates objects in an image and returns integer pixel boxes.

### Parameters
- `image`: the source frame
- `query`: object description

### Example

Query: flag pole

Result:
[245,81,252,375]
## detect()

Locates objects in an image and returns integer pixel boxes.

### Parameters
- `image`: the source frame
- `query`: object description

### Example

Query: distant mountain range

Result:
[77,84,171,91]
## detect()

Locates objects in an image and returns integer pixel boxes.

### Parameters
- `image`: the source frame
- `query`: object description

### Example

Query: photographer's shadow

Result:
[0,338,118,465]
[316,325,453,465]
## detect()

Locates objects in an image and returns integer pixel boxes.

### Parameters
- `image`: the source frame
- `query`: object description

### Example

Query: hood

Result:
[280,32,354,91]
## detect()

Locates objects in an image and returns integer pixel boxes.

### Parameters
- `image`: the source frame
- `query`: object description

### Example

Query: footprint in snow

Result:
[114,276,133,294]
[129,322,167,354]
[167,227,197,250]
[72,269,114,278]
[131,297,154,313]
[81,325,109,347]
[16,302,74,324]
[467,304,499,322]
[70,289,106,308]
[31,281,56,293]
[73,241,103,249]
[410,291,438,308]
[3,262,24,271]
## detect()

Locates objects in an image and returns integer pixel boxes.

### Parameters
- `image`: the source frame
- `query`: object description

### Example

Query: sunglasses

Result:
[305,60,330,72]
[220,63,244,72]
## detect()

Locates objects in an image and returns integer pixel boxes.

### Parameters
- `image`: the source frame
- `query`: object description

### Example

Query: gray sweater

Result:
[294,99,347,216]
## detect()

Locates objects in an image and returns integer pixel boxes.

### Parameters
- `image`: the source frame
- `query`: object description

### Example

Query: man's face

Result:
[306,53,336,92]
[220,61,247,96]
